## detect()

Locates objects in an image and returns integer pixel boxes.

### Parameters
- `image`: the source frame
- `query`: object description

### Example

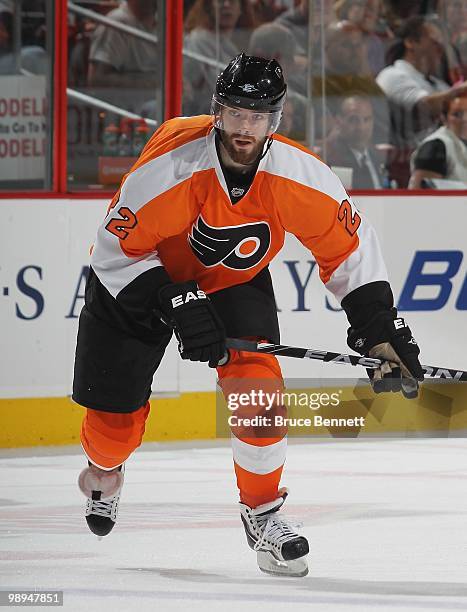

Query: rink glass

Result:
[1,3,466,193]
[0,1,54,190]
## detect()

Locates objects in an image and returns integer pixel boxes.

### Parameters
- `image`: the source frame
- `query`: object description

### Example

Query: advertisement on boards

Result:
[0,76,47,181]
[0,196,465,398]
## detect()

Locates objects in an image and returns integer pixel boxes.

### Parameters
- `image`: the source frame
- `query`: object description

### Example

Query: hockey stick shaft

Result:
[225,338,467,382]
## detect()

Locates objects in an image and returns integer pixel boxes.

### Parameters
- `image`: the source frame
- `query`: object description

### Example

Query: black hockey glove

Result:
[347,308,424,399]
[158,281,226,368]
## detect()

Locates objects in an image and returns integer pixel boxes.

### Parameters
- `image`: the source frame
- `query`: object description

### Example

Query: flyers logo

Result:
[188,215,271,270]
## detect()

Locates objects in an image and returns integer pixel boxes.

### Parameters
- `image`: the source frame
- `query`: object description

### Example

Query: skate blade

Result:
[257,551,308,577]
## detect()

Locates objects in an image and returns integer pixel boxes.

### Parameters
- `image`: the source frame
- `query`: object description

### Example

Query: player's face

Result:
[220,106,270,164]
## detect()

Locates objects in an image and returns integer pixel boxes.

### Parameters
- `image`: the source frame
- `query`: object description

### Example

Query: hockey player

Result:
[73,53,424,577]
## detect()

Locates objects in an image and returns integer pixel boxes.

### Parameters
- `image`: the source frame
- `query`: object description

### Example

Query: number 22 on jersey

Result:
[105,206,138,240]
[338,199,361,236]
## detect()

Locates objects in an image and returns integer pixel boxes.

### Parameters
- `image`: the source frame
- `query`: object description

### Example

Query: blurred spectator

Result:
[457,32,467,79]
[0,10,13,72]
[21,1,47,48]
[332,0,387,105]
[0,8,47,75]
[69,16,96,88]
[248,22,307,139]
[250,0,288,25]
[435,0,467,83]
[183,0,256,115]
[330,3,391,77]
[436,28,463,85]
[68,2,120,87]
[360,0,393,76]
[248,22,295,74]
[437,0,467,46]
[382,0,425,32]
[249,21,306,95]
[274,0,336,80]
[325,95,384,188]
[88,0,158,89]
[334,0,366,24]
[279,95,294,137]
[274,0,309,58]
[376,15,467,186]
[362,0,394,40]
[376,16,467,149]
[276,91,308,141]
[325,20,372,77]
[19,45,48,74]
[184,0,197,14]
[276,0,335,57]
[409,93,467,187]
[313,20,389,142]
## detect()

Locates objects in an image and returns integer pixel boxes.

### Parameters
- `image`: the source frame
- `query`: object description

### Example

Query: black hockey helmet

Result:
[211,53,287,134]
[214,53,287,112]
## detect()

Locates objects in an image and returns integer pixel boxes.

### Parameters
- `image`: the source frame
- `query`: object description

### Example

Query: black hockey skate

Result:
[78,462,124,538]
[240,487,309,577]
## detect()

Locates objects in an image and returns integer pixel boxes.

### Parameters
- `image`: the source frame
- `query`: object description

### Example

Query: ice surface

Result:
[1,439,467,612]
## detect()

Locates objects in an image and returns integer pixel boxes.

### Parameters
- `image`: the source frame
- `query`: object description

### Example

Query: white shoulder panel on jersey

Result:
[91,135,214,299]
[264,139,348,205]
[120,135,213,214]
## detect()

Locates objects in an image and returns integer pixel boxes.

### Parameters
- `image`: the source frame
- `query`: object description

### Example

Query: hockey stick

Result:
[225,338,467,382]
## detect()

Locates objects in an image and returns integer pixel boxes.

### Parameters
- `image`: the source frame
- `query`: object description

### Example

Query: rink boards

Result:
[1,195,466,446]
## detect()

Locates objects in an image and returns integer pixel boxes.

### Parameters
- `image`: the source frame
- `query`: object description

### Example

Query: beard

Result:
[220,131,267,166]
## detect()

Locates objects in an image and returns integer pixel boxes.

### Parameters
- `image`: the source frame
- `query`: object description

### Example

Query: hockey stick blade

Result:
[225,338,467,382]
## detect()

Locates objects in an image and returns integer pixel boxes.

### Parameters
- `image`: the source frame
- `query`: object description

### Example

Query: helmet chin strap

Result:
[260,135,274,161]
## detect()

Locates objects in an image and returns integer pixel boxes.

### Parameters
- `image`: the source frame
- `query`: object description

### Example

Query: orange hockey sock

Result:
[218,344,287,508]
[80,402,150,469]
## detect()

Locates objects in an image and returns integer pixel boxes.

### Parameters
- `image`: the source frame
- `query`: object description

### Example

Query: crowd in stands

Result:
[0,0,48,75]
[181,0,467,188]
[29,0,467,189]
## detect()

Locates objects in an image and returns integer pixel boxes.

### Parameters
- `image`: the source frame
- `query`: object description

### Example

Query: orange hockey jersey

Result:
[91,115,388,303]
